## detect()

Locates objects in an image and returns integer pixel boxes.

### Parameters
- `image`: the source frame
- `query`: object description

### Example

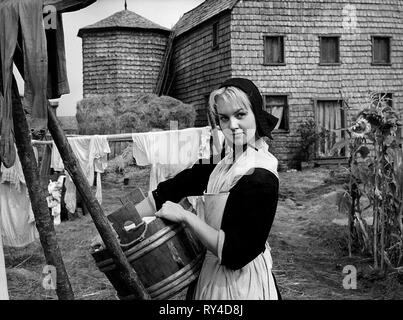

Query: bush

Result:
[296,119,331,161]
[76,94,196,135]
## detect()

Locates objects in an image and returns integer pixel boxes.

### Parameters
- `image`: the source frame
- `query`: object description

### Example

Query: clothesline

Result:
[31,132,141,145]
[31,127,218,145]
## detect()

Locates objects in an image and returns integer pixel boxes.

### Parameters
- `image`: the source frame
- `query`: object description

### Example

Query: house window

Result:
[372,36,391,65]
[314,99,346,157]
[264,36,285,65]
[212,22,219,50]
[264,95,289,131]
[319,36,340,64]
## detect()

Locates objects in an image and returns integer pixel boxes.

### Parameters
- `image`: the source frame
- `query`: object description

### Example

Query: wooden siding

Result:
[171,12,232,127]
[230,0,403,169]
[82,30,168,97]
[173,0,237,38]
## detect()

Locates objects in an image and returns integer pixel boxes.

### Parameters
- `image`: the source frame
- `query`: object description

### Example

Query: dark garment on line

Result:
[12,9,70,100]
[0,0,70,168]
[152,155,280,296]
[45,12,70,99]
[0,0,47,167]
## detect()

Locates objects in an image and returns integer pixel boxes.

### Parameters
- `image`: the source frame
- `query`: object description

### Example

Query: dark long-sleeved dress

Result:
[152,142,281,299]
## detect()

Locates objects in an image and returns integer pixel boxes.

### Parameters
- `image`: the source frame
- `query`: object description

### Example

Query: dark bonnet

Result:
[219,78,279,139]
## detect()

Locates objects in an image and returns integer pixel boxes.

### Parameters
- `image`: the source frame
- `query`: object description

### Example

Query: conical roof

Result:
[78,9,170,37]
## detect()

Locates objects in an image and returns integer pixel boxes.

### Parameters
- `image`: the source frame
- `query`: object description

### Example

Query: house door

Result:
[314,99,346,158]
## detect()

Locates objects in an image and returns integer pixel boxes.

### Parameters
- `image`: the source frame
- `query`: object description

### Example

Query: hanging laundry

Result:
[51,135,110,213]
[45,13,70,99]
[0,145,38,190]
[0,183,38,247]
[0,230,8,300]
[46,175,65,225]
[0,145,39,247]
[0,0,49,166]
[132,127,211,191]
[132,127,211,166]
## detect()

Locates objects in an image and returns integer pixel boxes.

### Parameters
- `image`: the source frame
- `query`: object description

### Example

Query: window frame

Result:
[212,21,219,50]
[263,35,286,66]
[371,36,392,66]
[263,94,290,133]
[313,98,347,158]
[319,35,341,66]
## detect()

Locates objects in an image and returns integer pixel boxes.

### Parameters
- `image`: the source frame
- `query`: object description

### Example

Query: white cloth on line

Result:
[51,135,110,213]
[0,145,38,247]
[0,183,39,247]
[132,127,211,191]
[0,145,38,192]
[0,229,9,300]
[46,175,65,225]
[132,127,211,166]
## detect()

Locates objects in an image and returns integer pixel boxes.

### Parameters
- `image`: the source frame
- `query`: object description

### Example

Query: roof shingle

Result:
[173,0,238,37]
[78,10,170,37]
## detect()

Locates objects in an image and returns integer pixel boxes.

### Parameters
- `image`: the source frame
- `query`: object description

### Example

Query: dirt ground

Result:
[3,166,403,300]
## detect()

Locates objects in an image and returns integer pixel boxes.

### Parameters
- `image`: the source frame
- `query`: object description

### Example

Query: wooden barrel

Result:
[91,189,205,300]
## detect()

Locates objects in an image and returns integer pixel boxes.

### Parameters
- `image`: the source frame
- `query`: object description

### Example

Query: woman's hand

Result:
[157,201,221,256]
[155,201,189,223]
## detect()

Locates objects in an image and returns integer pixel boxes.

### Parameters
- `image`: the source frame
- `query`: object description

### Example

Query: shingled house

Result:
[78,1,403,169]
[78,9,170,96]
[168,0,403,169]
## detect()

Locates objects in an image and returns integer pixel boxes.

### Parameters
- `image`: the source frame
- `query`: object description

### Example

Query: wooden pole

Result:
[46,104,150,300]
[11,77,74,300]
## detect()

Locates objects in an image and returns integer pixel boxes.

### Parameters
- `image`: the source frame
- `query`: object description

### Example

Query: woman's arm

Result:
[152,159,216,210]
[219,168,279,270]
[135,157,216,218]
[155,201,220,255]
[154,168,279,266]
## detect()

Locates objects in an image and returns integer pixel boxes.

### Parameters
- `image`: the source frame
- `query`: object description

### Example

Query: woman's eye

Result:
[220,116,229,122]
[236,113,246,119]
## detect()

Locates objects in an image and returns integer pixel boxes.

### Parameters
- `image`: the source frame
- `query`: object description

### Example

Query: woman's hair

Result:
[209,86,252,116]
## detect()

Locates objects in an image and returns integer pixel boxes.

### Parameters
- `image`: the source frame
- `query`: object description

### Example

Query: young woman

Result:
[135,78,281,300]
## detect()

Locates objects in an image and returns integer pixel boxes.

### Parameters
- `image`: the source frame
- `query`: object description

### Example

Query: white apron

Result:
[193,139,279,300]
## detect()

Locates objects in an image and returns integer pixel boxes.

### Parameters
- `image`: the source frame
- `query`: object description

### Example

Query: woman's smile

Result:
[215,96,257,147]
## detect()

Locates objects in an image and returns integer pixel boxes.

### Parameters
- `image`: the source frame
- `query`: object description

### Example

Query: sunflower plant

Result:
[332,93,402,272]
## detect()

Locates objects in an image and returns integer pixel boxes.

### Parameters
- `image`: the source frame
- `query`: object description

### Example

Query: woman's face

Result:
[215,96,257,147]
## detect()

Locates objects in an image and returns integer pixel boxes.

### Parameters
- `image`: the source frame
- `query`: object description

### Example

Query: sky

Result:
[16,0,204,116]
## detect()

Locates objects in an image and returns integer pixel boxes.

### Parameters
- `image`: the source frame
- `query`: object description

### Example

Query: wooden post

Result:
[46,104,150,300]
[11,77,74,300]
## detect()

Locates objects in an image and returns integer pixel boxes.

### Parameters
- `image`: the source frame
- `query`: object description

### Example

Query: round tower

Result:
[78,9,170,97]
